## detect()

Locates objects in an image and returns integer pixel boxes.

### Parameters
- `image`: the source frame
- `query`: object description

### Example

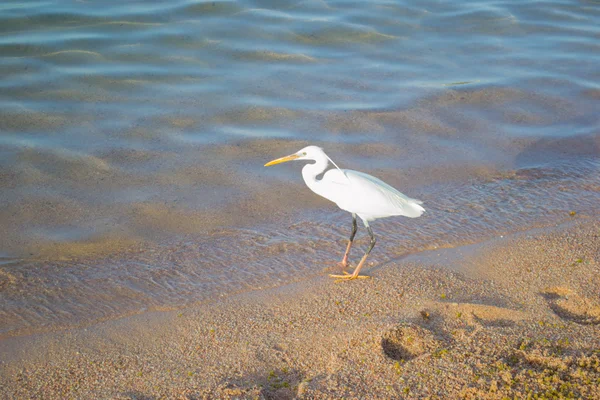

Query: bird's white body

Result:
[303,165,425,223]
[265,145,425,280]
[298,147,424,224]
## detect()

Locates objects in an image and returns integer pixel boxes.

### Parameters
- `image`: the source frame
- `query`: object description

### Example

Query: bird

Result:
[264,145,425,280]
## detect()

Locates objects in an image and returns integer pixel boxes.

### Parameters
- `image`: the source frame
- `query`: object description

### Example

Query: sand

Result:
[1,219,599,399]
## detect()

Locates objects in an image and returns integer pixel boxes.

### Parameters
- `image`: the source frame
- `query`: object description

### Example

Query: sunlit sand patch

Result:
[447,302,528,326]
[542,287,600,325]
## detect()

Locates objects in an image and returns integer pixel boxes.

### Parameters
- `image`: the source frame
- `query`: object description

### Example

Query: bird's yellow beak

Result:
[264,154,300,167]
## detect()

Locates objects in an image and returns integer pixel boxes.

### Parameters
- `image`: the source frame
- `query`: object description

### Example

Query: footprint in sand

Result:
[380,303,527,362]
[381,323,442,362]
[542,287,600,325]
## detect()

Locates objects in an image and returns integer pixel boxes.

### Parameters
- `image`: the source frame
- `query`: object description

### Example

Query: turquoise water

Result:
[0,0,599,337]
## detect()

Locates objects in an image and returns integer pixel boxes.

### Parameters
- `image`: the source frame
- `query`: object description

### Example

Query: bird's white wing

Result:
[321,169,425,219]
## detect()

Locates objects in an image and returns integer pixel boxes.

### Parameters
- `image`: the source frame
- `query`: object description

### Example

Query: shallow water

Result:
[1,0,599,337]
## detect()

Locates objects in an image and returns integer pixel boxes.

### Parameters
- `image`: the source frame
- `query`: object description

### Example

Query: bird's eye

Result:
[302,152,307,156]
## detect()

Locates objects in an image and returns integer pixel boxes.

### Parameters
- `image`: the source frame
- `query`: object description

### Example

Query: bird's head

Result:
[264,145,325,166]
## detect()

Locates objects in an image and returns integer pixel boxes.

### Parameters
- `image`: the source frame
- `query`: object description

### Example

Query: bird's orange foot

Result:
[328,272,370,282]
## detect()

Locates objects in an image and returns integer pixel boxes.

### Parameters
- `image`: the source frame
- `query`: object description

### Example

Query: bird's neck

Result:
[301,157,329,195]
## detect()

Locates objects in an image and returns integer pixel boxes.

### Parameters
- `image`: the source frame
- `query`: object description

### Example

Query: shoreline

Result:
[1,219,599,398]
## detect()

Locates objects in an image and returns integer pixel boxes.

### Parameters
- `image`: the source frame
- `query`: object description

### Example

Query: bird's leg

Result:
[339,214,357,269]
[330,226,376,280]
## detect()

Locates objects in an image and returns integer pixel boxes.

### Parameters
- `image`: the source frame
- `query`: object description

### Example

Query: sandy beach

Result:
[1,218,598,399]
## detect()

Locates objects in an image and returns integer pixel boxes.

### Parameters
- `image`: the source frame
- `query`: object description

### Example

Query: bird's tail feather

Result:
[403,200,426,218]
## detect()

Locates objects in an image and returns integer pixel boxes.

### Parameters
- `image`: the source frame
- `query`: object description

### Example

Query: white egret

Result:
[265,145,425,280]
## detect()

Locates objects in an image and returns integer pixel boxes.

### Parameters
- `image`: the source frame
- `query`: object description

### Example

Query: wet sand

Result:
[1,219,598,399]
